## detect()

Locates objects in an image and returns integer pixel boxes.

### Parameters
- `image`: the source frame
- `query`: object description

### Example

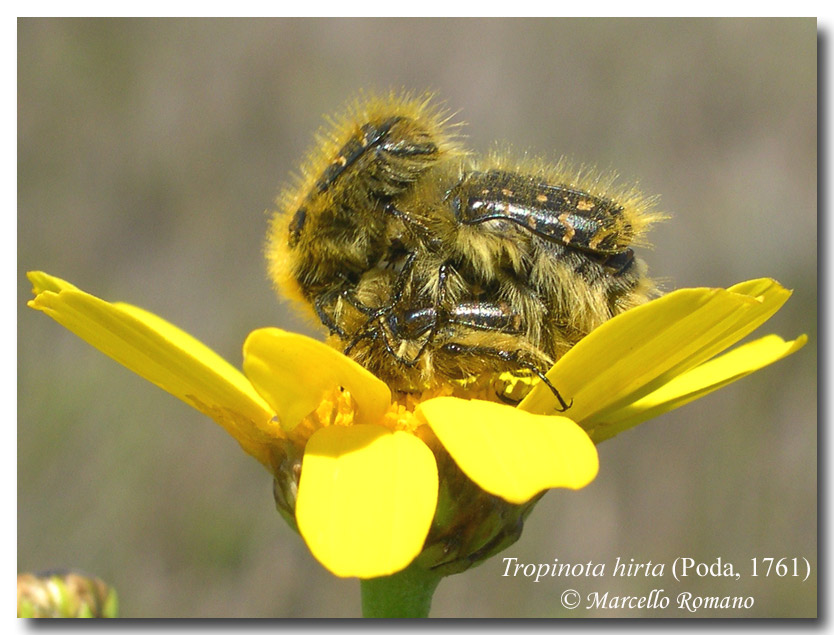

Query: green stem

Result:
[360,562,443,618]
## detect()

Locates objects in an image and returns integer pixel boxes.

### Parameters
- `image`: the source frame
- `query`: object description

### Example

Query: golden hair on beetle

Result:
[267,90,665,404]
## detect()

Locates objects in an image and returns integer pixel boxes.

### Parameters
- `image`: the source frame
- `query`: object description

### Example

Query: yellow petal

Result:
[242,328,391,432]
[295,425,438,578]
[691,279,793,367]
[28,270,81,294]
[27,272,278,466]
[586,334,808,443]
[520,280,792,423]
[727,278,787,298]
[417,397,598,504]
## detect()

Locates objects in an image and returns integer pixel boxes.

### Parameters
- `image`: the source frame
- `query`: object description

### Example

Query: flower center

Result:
[285,372,536,447]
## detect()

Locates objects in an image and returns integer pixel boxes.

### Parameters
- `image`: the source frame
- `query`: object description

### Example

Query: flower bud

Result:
[17,571,118,618]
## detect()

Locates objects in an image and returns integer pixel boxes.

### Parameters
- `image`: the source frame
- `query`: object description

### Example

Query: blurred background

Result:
[18,18,816,617]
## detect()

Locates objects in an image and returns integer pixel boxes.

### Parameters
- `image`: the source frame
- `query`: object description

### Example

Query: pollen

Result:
[287,386,360,445]
[383,386,455,433]
[381,399,423,432]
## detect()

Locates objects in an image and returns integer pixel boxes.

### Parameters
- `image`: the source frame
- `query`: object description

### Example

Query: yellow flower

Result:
[27,272,805,581]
